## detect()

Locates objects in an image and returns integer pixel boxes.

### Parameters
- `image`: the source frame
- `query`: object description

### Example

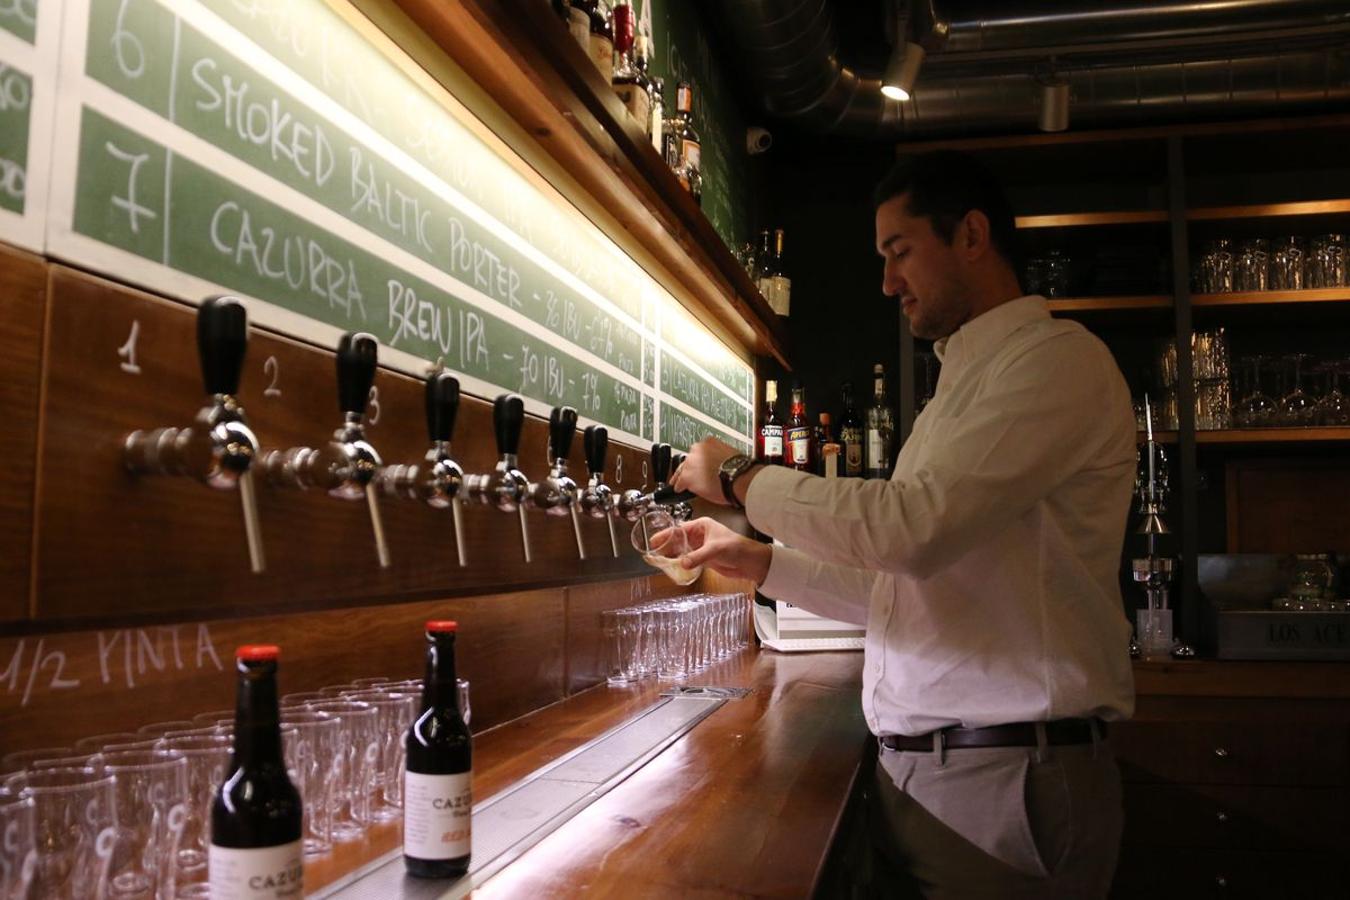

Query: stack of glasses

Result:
[0,676,469,898]
[601,592,752,685]
[1195,234,1346,294]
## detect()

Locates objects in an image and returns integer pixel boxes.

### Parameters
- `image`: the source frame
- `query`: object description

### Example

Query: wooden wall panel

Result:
[33,266,668,623]
[0,587,567,757]
[0,244,45,623]
[1226,460,1350,553]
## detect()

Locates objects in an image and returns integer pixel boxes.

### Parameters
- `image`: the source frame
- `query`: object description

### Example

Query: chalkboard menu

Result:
[0,0,58,252]
[28,0,753,453]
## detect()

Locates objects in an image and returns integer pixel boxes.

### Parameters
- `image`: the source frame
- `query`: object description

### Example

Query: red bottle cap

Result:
[236,644,280,661]
[425,620,458,633]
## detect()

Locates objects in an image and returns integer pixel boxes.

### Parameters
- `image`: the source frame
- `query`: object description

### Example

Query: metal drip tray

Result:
[659,685,752,700]
[317,694,727,899]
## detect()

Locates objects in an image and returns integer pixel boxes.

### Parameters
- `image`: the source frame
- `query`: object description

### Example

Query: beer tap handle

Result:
[549,406,578,464]
[651,443,672,486]
[426,372,466,568]
[584,425,608,477]
[425,371,460,444]
[671,452,686,478]
[337,332,378,418]
[197,296,248,397]
[494,393,525,457]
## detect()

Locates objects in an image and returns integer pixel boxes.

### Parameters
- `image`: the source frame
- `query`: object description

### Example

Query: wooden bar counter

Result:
[313,647,867,898]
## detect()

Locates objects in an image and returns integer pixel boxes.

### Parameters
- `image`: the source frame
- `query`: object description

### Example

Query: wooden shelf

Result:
[1192,287,1350,307]
[1196,428,1350,444]
[1138,430,1178,444]
[1049,295,1172,312]
[1188,198,1350,221]
[1015,210,1169,229]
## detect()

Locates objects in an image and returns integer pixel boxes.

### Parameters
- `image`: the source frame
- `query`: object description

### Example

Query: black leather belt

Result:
[880,718,1104,752]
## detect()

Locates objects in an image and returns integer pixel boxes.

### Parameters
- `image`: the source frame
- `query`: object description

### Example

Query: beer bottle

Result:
[404,621,473,878]
[209,645,303,900]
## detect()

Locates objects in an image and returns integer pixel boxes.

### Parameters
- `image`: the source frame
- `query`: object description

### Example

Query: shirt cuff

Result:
[758,545,817,602]
[744,465,811,537]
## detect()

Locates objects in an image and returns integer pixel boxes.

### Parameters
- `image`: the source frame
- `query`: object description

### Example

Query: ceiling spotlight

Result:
[1039,78,1070,132]
[882,42,925,102]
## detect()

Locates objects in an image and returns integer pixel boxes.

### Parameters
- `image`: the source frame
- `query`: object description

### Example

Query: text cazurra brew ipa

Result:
[209,645,303,899]
[404,621,472,878]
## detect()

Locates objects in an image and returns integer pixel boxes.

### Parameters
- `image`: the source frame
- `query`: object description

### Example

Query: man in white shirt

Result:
[670,150,1136,898]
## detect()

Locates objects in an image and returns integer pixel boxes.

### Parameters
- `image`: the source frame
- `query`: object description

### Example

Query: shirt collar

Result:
[932,295,1050,369]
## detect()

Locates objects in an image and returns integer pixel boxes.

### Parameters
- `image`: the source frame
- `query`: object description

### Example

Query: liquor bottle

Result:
[565,0,590,51]
[758,379,783,465]
[662,82,700,195]
[649,72,664,153]
[405,621,473,878]
[785,385,813,472]
[770,228,792,316]
[755,230,774,302]
[210,646,303,900]
[587,0,614,81]
[611,7,651,137]
[815,413,841,478]
[865,364,894,479]
[839,381,865,478]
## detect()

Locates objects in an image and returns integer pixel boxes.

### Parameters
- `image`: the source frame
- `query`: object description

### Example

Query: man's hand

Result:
[670,436,741,504]
[669,517,772,585]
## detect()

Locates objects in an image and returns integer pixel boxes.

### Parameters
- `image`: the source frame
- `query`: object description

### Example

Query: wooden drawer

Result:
[1112,721,1349,786]
[1112,847,1347,899]
[1123,784,1348,852]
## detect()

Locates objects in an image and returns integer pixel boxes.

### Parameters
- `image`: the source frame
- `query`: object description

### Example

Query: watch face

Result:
[721,454,751,478]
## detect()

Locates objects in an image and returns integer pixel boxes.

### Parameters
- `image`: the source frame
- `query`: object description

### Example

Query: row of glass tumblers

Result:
[602,592,752,685]
[0,676,468,899]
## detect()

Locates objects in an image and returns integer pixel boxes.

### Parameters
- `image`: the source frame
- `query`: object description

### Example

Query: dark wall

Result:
[759,135,901,424]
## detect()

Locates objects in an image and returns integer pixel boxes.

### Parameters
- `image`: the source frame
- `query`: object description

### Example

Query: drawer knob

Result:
[1216,811,1229,824]
[1213,747,1229,759]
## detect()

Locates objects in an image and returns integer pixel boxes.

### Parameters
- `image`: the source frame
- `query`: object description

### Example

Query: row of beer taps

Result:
[122,297,694,574]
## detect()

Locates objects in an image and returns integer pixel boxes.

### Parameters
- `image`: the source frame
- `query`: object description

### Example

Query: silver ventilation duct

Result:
[712,0,1350,137]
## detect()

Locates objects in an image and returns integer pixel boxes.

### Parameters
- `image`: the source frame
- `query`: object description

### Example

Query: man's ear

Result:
[961,209,992,260]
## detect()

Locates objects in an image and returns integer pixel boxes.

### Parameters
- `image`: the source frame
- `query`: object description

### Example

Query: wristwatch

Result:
[718,454,755,509]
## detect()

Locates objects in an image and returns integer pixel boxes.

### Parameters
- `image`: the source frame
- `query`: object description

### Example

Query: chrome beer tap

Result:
[463,394,532,563]
[527,406,587,560]
[123,296,266,573]
[667,452,694,522]
[260,332,391,568]
[578,425,620,558]
[379,371,467,567]
[615,443,695,522]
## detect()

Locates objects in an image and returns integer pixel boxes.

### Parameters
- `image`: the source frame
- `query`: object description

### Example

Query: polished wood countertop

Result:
[467,648,867,899]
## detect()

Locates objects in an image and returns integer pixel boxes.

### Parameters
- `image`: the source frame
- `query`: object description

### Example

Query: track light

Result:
[1039,78,1070,132]
[882,42,924,101]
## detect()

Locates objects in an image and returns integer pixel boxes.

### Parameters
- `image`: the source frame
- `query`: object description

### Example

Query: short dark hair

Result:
[872,150,1019,264]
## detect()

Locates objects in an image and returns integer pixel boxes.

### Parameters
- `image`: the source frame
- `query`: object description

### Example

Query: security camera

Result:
[746,127,773,155]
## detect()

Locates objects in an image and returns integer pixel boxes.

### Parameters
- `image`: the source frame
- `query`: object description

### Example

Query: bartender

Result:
[670,150,1136,898]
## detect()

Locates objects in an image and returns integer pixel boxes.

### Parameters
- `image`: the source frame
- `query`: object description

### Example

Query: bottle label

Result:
[209,841,303,899]
[867,430,888,473]
[770,275,791,315]
[786,426,811,465]
[618,87,651,135]
[590,35,614,80]
[568,9,590,47]
[682,139,701,172]
[404,771,472,860]
[761,432,782,458]
[842,429,863,475]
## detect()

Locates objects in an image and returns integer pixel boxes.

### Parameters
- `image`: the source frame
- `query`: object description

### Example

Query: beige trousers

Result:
[859,731,1123,899]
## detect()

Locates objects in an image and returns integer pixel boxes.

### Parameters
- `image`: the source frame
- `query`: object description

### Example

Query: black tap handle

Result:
[424,371,460,443]
[493,393,525,456]
[549,406,578,461]
[197,295,248,396]
[336,332,378,415]
[651,443,672,484]
[672,453,687,476]
[583,425,608,475]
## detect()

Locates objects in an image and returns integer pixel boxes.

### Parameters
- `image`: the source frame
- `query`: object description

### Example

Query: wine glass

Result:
[1278,353,1315,426]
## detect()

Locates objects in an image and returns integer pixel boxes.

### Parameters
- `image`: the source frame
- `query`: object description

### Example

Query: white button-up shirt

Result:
[750,296,1136,736]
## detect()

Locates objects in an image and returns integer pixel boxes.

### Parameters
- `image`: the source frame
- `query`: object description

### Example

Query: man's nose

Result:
[882,262,905,297]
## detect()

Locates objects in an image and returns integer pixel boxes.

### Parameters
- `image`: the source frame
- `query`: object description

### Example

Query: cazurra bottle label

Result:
[209,842,303,899]
[404,772,472,859]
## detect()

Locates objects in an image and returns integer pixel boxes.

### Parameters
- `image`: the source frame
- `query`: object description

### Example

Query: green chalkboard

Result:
[0,0,37,44]
[57,0,753,454]
[643,0,755,252]
[0,60,29,214]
